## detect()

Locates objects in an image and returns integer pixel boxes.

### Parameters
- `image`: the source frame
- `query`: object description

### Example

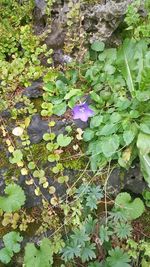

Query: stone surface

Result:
[23,81,43,99]
[107,163,147,196]
[27,114,70,144]
[83,0,133,43]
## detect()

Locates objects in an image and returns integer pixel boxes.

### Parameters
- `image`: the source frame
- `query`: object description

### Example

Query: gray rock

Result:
[23,81,43,99]
[27,114,70,144]
[27,114,49,144]
[35,0,46,15]
[0,109,11,118]
[107,163,147,196]
[83,0,133,43]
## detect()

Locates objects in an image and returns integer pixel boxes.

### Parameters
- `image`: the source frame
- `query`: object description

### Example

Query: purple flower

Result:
[72,102,94,122]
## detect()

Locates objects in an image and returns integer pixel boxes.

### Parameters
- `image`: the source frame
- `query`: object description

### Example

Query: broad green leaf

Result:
[64,89,81,100]
[115,192,145,220]
[0,232,23,264]
[53,102,66,116]
[140,122,150,134]
[123,130,135,145]
[139,153,150,187]
[91,41,105,52]
[24,238,53,267]
[57,134,72,147]
[0,248,13,264]
[137,132,150,155]
[97,123,118,136]
[90,115,103,128]
[101,135,119,158]
[83,128,94,141]
[3,232,23,253]
[0,184,26,212]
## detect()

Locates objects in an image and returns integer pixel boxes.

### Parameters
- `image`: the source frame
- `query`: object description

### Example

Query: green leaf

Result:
[80,243,96,263]
[99,225,113,244]
[137,132,150,155]
[24,238,53,267]
[101,135,119,158]
[0,232,23,264]
[140,122,150,134]
[115,192,145,220]
[123,130,135,145]
[91,41,105,52]
[64,89,81,100]
[114,222,132,239]
[71,228,90,246]
[88,261,102,267]
[62,243,81,262]
[57,134,72,147]
[90,115,103,128]
[3,232,23,253]
[139,153,150,186]
[53,102,66,116]
[0,248,13,264]
[97,123,118,136]
[106,247,131,267]
[0,184,26,212]
[83,128,94,141]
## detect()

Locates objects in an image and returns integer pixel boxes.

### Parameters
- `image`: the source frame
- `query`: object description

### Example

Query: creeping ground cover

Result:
[0,0,150,266]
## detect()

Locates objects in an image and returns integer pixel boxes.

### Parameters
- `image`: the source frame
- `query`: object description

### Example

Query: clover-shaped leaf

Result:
[57,134,72,147]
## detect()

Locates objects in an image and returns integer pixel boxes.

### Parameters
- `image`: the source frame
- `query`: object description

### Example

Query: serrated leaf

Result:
[80,243,96,263]
[0,184,26,212]
[106,247,131,267]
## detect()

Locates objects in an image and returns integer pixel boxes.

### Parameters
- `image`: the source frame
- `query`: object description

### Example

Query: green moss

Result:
[63,154,86,170]
[30,142,49,165]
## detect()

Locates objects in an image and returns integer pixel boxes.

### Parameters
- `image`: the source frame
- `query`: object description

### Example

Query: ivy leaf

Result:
[57,134,72,147]
[106,247,131,267]
[101,135,119,158]
[91,41,105,52]
[114,192,145,220]
[0,184,26,212]
[24,238,53,267]
[80,242,96,263]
